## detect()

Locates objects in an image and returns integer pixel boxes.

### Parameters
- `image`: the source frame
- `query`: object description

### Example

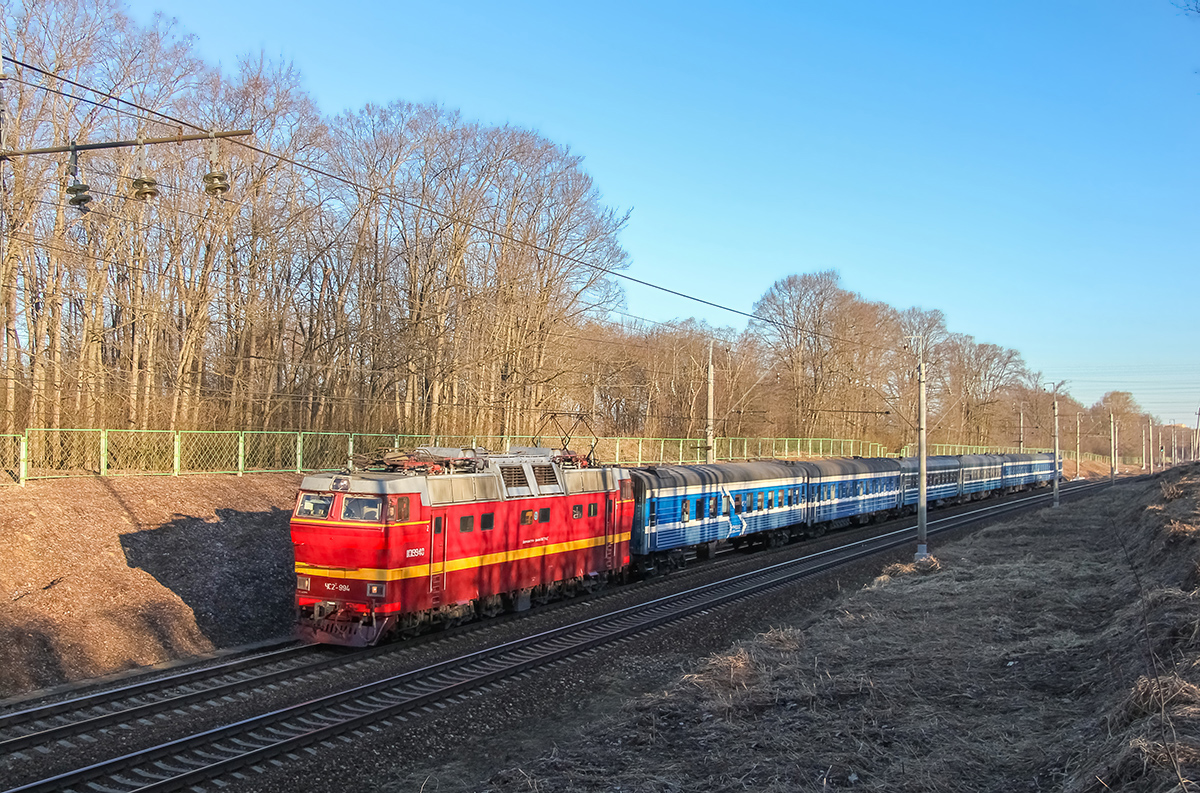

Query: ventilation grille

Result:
[500,466,527,488]
[531,465,558,486]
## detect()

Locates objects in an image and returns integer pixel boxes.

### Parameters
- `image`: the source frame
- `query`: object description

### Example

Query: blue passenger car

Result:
[959,455,1004,497]
[899,456,961,506]
[808,458,902,525]
[628,461,810,572]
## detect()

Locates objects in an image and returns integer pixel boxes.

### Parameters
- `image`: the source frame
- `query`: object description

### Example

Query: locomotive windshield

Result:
[296,493,333,519]
[341,495,383,522]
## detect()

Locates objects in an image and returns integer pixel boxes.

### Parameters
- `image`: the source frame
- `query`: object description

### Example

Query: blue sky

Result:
[123,0,1200,424]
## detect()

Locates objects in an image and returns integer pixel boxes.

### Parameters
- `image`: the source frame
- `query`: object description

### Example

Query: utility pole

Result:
[1019,408,1024,452]
[1141,425,1146,470]
[913,336,929,561]
[1109,413,1116,482]
[1172,424,1177,466]
[1052,397,1060,507]
[1076,413,1082,480]
[1149,418,1154,474]
[705,340,715,465]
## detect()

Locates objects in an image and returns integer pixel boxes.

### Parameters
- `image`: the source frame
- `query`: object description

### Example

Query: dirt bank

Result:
[481,467,1200,792]
[0,473,301,698]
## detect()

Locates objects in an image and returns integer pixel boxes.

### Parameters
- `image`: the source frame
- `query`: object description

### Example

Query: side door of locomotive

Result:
[430,508,448,605]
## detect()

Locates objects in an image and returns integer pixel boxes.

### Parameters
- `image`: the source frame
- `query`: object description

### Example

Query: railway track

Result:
[1,479,1107,793]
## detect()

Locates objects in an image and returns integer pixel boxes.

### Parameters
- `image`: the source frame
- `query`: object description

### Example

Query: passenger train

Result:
[290,447,1059,645]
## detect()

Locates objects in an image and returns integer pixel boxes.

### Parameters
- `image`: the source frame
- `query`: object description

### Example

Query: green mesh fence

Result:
[181,431,240,473]
[0,435,20,485]
[25,429,102,478]
[106,430,174,475]
[298,432,353,471]
[13,428,893,483]
[244,432,299,473]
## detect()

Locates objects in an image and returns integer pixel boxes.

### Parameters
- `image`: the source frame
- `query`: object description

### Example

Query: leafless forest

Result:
[0,0,1171,457]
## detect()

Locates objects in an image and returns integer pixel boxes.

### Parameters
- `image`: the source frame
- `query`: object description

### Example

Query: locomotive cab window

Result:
[481,512,494,531]
[537,507,551,523]
[572,504,583,519]
[433,516,443,534]
[296,493,333,519]
[388,496,410,522]
[460,515,474,532]
[342,495,382,522]
[588,503,598,517]
[520,510,535,525]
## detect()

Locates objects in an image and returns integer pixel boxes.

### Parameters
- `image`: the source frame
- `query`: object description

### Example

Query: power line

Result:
[2,54,898,356]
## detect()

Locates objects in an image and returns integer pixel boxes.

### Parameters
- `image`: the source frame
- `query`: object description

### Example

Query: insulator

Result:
[66,180,92,210]
[132,176,159,200]
[203,170,230,196]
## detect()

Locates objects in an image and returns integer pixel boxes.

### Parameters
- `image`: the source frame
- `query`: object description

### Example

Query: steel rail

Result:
[2,480,1106,793]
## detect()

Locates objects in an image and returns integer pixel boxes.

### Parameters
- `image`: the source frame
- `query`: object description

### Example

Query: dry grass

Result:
[482,465,1200,793]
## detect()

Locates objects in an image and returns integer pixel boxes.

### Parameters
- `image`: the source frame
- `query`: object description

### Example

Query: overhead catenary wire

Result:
[0,53,898,356]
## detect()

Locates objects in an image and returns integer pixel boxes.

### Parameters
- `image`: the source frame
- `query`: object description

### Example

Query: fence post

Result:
[237,432,245,477]
[347,434,355,470]
[99,429,108,477]
[173,432,181,476]
[296,433,304,473]
[19,434,27,486]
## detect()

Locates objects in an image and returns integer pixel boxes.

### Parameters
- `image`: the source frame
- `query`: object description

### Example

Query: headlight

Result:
[367,582,385,598]
[297,575,310,592]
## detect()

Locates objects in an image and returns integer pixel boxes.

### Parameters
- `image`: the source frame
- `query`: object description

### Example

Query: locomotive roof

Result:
[299,471,429,495]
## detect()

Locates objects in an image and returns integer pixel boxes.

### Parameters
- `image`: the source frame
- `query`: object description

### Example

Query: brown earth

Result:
[480,466,1200,793]
[0,473,301,698]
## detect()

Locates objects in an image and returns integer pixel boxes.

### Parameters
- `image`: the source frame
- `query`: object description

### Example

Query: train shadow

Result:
[118,506,295,647]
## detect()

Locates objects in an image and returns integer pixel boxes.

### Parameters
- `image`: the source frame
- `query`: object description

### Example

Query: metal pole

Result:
[916,340,929,560]
[706,340,715,464]
[1172,424,1177,466]
[1109,413,1115,482]
[1052,398,1060,507]
[0,129,253,160]
[1076,413,1082,480]
[1141,425,1146,470]
[1019,408,1024,452]
[1149,419,1154,474]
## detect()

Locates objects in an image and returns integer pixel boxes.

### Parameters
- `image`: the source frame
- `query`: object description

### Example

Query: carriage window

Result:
[681,500,691,523]
[460,515,474,532]
[520,510,535,525]
[296,493,333,519]
[734,494,743,513]
[481,512,494,531]
[588,502,598,517]
[696,499,706,519]
[767,491,774,509]
[723,496,730,515]
[572,504,583,519]
[711,496,719,516]
[538,508,551,523]
[649,501,657,527]
[342,495,382,522]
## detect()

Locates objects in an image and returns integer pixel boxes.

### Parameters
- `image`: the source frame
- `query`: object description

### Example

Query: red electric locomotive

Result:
[290,446,633,645]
